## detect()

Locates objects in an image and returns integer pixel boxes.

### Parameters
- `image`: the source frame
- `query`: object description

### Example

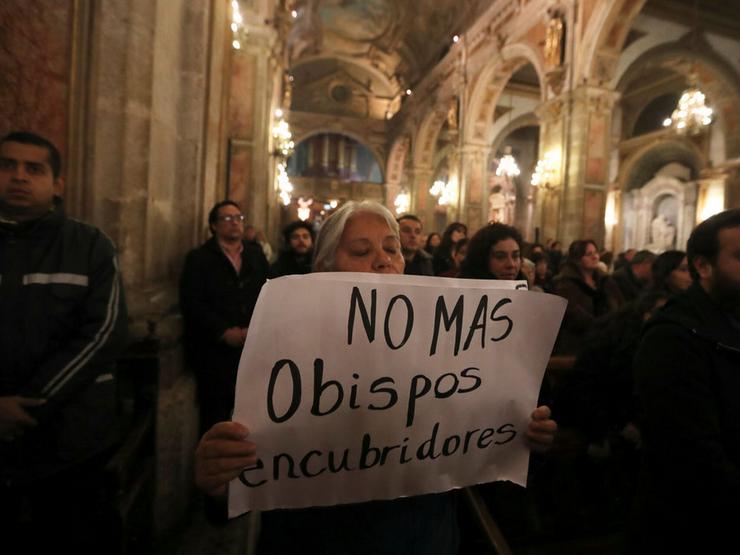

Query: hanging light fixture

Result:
[662,77,713,134]
[272,109,295,158]
[662,0,713,135]
[393,190,411,215]
[276,162,293,206]
[495,93,521,178]
[496,146,521,178]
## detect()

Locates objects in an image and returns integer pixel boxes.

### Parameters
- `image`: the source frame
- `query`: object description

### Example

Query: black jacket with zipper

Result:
[0,206,128,485]
[632,282,740,553]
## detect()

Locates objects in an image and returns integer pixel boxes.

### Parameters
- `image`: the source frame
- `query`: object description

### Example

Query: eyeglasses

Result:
[218,214,245,223]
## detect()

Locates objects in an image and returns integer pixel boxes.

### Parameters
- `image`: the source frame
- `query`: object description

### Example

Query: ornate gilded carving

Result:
[544,10,565,68]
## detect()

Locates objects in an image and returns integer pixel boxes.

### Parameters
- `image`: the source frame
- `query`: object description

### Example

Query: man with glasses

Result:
[179,200,268,433]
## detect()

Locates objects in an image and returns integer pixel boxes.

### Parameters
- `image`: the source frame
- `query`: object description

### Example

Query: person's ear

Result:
[693,255,713,281]
[53,177,65,198]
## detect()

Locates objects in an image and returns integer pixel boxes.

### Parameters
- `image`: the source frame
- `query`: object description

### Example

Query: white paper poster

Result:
[229,273,565,517]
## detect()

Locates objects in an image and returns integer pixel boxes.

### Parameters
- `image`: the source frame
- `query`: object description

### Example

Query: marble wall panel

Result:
[0,0,72,168]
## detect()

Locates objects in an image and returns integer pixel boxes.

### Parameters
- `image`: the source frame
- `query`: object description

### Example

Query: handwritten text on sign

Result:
[229,273,565,516]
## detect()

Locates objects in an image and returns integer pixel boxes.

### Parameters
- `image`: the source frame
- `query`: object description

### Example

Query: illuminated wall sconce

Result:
[276,162,293,206]
[394,190,411,215]
[231,0,247,50]
[530,151,559,190]
[272,109,295,158]
[604,192,618,227]
[297,197,313,221]
[699,181,725,222]
[429,179,457,206]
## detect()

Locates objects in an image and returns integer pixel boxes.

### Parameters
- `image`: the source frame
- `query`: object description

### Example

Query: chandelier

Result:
[663,83,713,135]
[430,179,457,206]
[531,151,558,188]
[276,162,293,206]
[272,109,295,157]
[496,146,521,178]
[393,190,410,215]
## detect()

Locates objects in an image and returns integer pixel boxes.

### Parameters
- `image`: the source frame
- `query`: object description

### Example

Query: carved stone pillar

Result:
[409,167,434,229]
[459,142,489,231]
[228,16,284,239]
[535,86,619,246]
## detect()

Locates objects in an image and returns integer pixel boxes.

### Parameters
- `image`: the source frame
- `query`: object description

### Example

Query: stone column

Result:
[75,0,230,538]
[558,86,620,246]
[228,16,283,238]
[533,97,565,244]
[409,166,434,228]
[459,142,489,231]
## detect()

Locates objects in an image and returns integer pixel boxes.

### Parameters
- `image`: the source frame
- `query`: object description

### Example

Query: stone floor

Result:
[154,499,256,555]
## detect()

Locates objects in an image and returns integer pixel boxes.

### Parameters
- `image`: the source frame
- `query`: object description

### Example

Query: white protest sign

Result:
[229,273,565,517]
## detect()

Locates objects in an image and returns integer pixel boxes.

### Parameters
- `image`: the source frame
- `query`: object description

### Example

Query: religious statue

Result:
[447,98,459,130]
[651,214,676,251]
[544,12,564,68]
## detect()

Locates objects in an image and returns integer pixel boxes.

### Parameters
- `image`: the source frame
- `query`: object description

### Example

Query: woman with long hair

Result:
[433,222,467,275]
[552,239,624,356]
[458,223,526,281]
[650,250,691,295]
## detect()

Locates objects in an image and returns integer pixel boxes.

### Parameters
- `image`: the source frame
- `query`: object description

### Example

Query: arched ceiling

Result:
[287,0,489,120]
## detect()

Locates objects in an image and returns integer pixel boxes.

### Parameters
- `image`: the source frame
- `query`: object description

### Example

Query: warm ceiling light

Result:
[453,35,459,43]
[406,89,412,96]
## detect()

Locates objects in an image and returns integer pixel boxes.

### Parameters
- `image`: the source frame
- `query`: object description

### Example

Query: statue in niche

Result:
[447,98,459,130]
[544,12,565,68]
[651,214,676,251]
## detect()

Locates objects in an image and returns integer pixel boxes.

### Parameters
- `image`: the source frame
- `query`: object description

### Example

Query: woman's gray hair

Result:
[313,201,400,271]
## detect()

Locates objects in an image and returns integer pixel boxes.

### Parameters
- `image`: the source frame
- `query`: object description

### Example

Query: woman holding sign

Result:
[195,201,557,554]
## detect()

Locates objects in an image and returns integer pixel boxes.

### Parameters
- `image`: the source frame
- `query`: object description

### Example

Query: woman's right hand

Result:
[195,421,258,498]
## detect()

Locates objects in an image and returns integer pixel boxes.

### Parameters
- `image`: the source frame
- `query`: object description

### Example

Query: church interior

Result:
[2,0,739,552]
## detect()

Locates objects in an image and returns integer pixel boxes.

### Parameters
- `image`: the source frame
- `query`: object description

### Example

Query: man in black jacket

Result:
[0,131,128,551]
[398,214,433,276]
[612,248,654,301]
[268,220,314,277]
[632,209,740,553]
[180,200,268,433]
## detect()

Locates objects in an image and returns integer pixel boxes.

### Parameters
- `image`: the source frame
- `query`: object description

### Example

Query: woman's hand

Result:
[525,405,557,452]
[195,421,258,498]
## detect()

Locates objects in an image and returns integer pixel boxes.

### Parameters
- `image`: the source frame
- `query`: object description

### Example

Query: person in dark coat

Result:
[612,249,655,301]
[179,200,268,434]
[631,209,740,554]
[268,220,314,278]
[397,214,434,276]
[0,131,128,552]
[649,249,691,296]
[552,239,624,356]
[432,222,467,275]
[193,201,558,554]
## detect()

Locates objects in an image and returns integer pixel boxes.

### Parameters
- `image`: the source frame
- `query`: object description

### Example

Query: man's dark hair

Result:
[282,220,315,245]
[687,208,740,281]
[459,223,523,279]
[397,214,422,226]
[207,200,241,233]
[1,131,62,179]
[631,249,656,266]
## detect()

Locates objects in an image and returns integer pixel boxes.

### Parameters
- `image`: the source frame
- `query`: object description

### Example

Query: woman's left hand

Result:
[525,405,557,452]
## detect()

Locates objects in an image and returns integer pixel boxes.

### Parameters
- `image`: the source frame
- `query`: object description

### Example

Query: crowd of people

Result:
[2,130,739,554]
